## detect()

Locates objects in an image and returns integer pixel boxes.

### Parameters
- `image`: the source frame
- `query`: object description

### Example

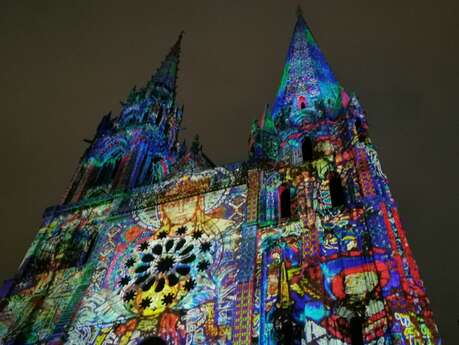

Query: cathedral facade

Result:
[0,12,440,345]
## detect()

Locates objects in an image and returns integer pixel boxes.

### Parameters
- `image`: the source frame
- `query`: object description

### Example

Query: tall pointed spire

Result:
[271,11,340,119]
[123,31,184,106]
[146,31,184,96]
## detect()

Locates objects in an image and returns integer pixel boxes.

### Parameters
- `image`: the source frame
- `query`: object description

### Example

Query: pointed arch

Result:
[298,95,307,110]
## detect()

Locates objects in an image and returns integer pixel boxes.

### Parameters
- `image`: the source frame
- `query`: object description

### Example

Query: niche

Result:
[329,173,345,208]
[302,137,314,162]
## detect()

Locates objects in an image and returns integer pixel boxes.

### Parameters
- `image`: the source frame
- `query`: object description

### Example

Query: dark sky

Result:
[1,0,458,341]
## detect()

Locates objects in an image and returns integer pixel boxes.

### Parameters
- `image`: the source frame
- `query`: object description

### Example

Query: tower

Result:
[0,11,440,345]
[247,11,441,345]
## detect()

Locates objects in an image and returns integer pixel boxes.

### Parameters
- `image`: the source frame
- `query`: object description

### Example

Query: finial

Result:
[171,30,185,52]
[177,30,185,42]
[296,4,303,17]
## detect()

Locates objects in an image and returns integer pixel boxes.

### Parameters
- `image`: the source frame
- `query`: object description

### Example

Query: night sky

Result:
[0,0,457,341]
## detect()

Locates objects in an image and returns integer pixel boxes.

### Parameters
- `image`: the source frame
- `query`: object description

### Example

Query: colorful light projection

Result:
[0,9,440,345]
[66,176,247,344]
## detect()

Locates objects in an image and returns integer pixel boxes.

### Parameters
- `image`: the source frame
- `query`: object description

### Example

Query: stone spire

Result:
[124,31,184,105]
[146,31,184,98]
[271,11,341,121]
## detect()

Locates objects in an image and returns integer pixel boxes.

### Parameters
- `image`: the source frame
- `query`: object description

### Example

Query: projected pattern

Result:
[0,10,440,345]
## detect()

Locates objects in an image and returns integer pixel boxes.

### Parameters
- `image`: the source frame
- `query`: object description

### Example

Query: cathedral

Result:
[0,10,441,345]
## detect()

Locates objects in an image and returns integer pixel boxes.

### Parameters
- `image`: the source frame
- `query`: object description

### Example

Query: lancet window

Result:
[302,137,314,162]
[329,173,346,208]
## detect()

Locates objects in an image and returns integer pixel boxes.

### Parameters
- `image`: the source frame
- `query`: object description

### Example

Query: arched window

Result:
[138,336,167,345]
[298,96,307,110]
[279,185,291,219]
[350,317,364,345]
[329,173,345,208]
[302,137,313,162]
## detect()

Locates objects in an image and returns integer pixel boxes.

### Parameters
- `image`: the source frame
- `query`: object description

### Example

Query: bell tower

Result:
[248,9,440,345]
[249,9,352,167]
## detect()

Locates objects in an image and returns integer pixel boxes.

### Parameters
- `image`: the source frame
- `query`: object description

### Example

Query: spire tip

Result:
[174,30,185,48]
[296,5,303,17]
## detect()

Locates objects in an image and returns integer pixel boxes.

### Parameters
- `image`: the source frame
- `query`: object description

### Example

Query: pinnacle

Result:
[271,10,340,120]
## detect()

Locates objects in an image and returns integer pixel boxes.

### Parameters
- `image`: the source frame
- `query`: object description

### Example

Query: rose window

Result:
[118,225,214,315]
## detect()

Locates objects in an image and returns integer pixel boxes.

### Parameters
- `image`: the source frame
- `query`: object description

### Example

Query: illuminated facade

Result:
[0,11,440,345]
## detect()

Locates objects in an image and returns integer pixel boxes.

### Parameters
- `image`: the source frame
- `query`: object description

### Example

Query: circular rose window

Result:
[118,223,215,316]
